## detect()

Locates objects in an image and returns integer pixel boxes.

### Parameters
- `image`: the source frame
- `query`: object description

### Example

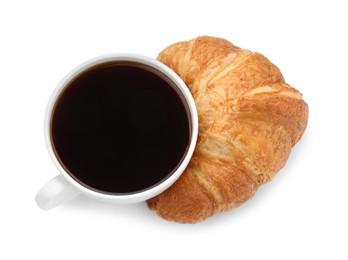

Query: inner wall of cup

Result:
[48,59,194,195]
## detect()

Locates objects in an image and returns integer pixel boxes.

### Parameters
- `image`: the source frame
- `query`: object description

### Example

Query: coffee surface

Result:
[51,62,190,193]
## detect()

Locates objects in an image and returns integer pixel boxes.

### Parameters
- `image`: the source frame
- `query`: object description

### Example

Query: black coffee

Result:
[51,62,190,194]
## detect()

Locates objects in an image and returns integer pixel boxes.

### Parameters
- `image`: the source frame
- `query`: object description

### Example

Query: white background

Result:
[1,0,347,259]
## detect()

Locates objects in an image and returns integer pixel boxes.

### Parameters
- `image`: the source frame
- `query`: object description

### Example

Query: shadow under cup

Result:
[49,60,193,195]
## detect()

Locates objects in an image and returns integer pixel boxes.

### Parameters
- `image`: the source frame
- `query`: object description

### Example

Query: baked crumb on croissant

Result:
[147,36,308,223]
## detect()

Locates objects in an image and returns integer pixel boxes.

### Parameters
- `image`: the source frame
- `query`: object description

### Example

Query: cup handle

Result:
[35,174,81,210]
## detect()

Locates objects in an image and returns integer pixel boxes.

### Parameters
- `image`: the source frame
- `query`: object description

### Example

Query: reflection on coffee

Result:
[51,62,191,194]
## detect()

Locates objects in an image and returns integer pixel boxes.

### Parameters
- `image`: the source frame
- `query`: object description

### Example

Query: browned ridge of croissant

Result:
[147,36,308,223]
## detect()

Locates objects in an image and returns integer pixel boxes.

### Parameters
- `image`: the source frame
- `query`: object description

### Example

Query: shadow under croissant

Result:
[54,183,273,227]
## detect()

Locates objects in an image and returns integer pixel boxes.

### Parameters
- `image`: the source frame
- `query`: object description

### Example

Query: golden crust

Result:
[147,36,308,223]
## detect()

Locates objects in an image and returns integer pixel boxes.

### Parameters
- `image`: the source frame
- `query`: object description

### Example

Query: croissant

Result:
[147,36,308,223]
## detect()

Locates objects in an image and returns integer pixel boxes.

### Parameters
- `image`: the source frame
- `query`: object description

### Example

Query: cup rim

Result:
[44,53,198,204]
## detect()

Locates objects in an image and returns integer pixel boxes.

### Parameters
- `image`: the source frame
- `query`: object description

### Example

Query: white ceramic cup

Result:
[35,54,198,210]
